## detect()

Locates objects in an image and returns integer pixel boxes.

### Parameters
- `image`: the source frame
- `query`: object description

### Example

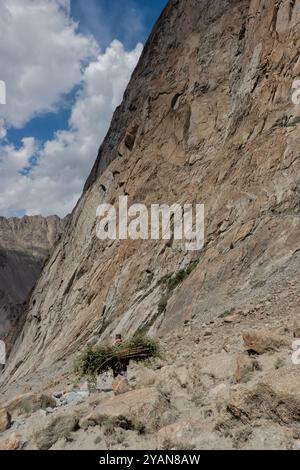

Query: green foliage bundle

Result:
[74,334,160,378]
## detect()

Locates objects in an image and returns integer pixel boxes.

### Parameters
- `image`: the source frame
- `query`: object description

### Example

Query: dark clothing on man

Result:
[113,359,128,378]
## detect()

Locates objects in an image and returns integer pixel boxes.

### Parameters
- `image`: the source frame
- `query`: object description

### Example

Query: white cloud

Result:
[0,119,7,139]
[0,137,37,213]
[0,137,36,174]
[0,0,142,217]
[0,0,98,129]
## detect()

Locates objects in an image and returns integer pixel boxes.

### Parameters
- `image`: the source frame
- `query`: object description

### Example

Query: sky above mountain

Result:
[0,0,167,217]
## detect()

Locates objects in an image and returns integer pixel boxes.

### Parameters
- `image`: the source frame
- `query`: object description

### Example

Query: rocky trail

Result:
[1,249,300,450]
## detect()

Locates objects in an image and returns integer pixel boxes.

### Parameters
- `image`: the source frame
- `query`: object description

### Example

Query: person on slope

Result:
[112,334,128,378]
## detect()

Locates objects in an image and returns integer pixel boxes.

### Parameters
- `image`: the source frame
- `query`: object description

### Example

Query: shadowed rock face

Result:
[2,0,300,394]
[0,216,63,347]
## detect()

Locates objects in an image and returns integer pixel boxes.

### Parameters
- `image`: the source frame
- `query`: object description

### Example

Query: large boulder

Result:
[112,376,132,395]
[30,410,78,450]
[158,418,232,450]
[0,409,11,432]
[79,387,169,432]
[0,433,20,451]
[200,353,233,381]
[59,390,89,406]
[4,392,56,418]
[242,330,289,354]
[227,370,300,425]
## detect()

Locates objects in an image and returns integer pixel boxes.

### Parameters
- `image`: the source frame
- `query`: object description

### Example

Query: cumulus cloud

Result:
[0,0,142,217]
[0,0,98,129]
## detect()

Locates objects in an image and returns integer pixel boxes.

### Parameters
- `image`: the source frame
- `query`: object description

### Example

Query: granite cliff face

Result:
[1,0,300,450]
[0,216,63,348]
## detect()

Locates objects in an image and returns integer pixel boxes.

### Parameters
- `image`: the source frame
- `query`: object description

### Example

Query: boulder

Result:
[227,370,300,425]
[133,367,156,387]
[201,353,233,380]
[244,424,292,450]
[159,410,179,427]
[234,354,256,383]
[5,392,56,418]
[0,433,20,451]
[31,410,79,450]
[175,366,190,388]
[60,391,89,405]
[158,418,197,447]
[224,314,240,323]
[242,330,289,354]
[158,418,232,450]
[79,387,169,432]
[204,328,212,337]
[112,376,131,395]
[0,409,11,432]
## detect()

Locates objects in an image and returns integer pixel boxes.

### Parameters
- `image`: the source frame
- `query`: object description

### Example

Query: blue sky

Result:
[0,0,167,216]
[72,0,167,50]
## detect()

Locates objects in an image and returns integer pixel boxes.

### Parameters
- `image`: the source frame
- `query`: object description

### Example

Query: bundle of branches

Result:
[74,335,160,378]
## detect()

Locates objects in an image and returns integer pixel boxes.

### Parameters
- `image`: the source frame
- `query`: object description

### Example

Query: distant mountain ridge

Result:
[0,215,63,348]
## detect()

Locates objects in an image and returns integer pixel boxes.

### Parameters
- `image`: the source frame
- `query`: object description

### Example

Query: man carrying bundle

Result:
[112,334,129,379]
[75,334,160,391]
